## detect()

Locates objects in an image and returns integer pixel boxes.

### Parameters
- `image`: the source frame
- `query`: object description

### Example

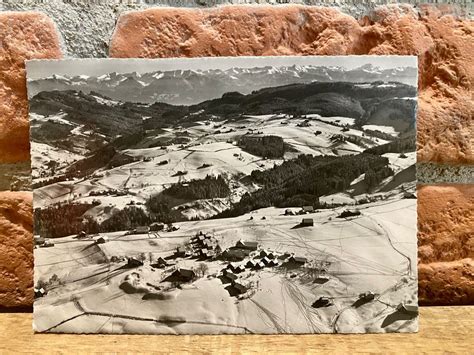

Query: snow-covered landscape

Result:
[29,57,418,334]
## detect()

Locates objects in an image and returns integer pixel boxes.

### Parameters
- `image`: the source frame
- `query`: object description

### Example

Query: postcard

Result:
[28,56,418,334]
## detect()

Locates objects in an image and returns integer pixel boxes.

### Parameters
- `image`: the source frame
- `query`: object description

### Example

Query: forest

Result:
[163,175,230,200]
[216,153,392,218]
[34,201,100,238]
[238,135,286,158]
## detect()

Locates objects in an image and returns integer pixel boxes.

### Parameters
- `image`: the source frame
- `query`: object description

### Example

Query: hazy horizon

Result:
[26,56,417,80]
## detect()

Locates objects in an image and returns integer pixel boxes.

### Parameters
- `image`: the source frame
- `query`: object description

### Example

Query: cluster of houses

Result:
[173,232,222,259]
[188,232,222,259]
[218,240,309,296]
[112,230,311,298]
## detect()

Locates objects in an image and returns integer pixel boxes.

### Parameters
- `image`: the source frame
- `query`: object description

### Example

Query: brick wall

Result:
[0,3,472,308]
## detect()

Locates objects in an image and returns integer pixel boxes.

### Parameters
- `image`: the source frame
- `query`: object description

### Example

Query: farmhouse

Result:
[134,226,150,234]
[127,257,144,268]
[175,246,187,257]
[359,291,376,301]
[302,205,315,213]
[149,222,164,231]
[232,282,248,295]
[164,268,196,283]
[222,270,238,283]
[221,248,250,261]
[301,218,314,227]
[288,256,307,265]
[34,237,46,246]
[235,240,258,251]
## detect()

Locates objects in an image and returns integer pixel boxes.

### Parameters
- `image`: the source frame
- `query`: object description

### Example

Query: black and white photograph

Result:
[28,56,418,334]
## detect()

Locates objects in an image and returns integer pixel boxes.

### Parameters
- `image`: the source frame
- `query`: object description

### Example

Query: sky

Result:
[26,56,417,80]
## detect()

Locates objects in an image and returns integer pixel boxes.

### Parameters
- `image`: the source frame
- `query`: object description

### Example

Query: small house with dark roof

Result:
[397,302,418,315]
[301,218,314,227]
[175,246,186,257]
[261,257,272,266]
[278,252,292,261]
[34,287,46,298]
[233,265,246,274]
[96,236,108,244]
[269,259,280,267]
[245,260,257,269]
[151,257,168,268]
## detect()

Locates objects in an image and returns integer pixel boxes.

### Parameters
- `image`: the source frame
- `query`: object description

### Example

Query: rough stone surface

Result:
[418,185,473,305]
[110,5,474,166]
[0,192,33,307]
[417,163,474,184]
[2,1,471,58]
[0,12,62,164]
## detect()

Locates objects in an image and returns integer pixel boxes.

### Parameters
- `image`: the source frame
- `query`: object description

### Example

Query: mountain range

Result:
[28,64,417,106]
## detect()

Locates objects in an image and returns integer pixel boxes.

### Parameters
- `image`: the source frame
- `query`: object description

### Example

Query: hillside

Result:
[30,79,416,235]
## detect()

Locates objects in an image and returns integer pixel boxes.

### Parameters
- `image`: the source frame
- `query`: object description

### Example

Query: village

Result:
[34,199,418,334]
[34,205,320,301]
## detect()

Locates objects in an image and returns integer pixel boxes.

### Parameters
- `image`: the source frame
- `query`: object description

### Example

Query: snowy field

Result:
[34,197,417,334]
